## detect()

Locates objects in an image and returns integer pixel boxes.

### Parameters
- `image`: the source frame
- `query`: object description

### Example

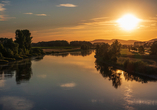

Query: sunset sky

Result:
[0,0,157,43]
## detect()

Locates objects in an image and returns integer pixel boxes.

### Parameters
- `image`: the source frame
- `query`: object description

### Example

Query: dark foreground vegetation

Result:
[0,29,44,64]
[95,40,157,77]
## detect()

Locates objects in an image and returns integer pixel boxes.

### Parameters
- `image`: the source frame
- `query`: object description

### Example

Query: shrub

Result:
[123,59,148,74]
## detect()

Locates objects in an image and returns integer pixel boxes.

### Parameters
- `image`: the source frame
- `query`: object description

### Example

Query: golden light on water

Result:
[116,14,141,31]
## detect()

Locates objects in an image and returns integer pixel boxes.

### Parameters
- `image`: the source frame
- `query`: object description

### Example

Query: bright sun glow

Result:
[117,14,141,31]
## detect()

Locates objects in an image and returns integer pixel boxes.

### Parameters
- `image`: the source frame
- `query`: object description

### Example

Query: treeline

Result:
[32,40,93,48]
[0,29,44,63]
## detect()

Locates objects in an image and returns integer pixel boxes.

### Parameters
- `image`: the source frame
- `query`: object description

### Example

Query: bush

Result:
[123,59,148,74]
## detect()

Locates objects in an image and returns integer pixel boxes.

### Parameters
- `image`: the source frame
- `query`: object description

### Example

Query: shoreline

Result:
[96,58,157,80]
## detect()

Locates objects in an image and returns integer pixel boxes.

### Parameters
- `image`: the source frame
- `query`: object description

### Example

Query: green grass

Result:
[120,49,134,55]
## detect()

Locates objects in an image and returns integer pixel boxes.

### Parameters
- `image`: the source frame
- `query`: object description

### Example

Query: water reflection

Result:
[0,96,33,110]
[95,59,157,89]
[51,52,69,57]
[34,55,45,61]
[70,50,93,57]
[0,59,32,84]
[51,50,93,57]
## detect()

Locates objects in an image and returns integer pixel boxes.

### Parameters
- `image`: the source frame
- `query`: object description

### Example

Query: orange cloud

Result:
[57,4,77,7]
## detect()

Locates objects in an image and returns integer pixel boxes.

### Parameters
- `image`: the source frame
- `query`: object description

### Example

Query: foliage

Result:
[95,40,121,62]
[123,59,157,74]
[70,41,92,47]
[31,48,45,55]
[138,46,145,54]
[81,44,90,50]
[32,40,69,47]
[150,41,157,55]
[15,29,32,55]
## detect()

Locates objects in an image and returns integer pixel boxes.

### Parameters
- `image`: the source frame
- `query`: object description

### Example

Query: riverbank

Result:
[96,58,157,80]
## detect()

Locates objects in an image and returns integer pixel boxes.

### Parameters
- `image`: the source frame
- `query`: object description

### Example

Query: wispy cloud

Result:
[0,3,5,11]
[23,13,47,17]
[57,3,77,7]
[0,14,15,21]
[24,13,33,15]
[0,1,15,21]
[0,96,34,110]
[35,14,47,16]
[60,83,76,88]
[2,1,10,5]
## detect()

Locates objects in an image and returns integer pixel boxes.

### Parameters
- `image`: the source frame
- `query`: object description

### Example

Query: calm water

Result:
[0,50,157,110]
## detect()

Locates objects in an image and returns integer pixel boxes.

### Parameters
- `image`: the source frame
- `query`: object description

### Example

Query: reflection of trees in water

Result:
[95,59,157,89]
[51,53,69,57]
[16,59,32,84]
[70,50,93,57]
[95,59,122,89]
[50,50,93,57]
[34,55,45,61]
[0,59,32,84]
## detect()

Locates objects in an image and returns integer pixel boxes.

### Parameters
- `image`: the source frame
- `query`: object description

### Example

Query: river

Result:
[0,50,157,110]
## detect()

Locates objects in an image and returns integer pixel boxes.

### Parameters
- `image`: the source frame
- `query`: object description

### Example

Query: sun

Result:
[116,14,141,31]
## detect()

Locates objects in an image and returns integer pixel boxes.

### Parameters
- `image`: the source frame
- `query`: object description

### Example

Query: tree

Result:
[3,38,19,55]
[95,43,110,58]
[81,44,90,50]
[108,40,121,62]
[150,41,157,55]
[138,46,145,54]
[95,40,121,62]
[110,40,121,56]
[15,29,32,55]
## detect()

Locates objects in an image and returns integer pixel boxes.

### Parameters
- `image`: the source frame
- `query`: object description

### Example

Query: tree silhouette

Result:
[138,46,145,54]
[150,41,157,55]
[15,29,32,55]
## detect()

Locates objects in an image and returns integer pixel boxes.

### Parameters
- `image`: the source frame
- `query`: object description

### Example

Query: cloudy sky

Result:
[0,0,157,42]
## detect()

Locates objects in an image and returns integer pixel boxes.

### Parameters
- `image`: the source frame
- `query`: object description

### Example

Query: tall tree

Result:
[15,29,32,55]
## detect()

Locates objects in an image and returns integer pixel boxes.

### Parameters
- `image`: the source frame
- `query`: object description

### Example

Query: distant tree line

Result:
[32,40,93,48]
